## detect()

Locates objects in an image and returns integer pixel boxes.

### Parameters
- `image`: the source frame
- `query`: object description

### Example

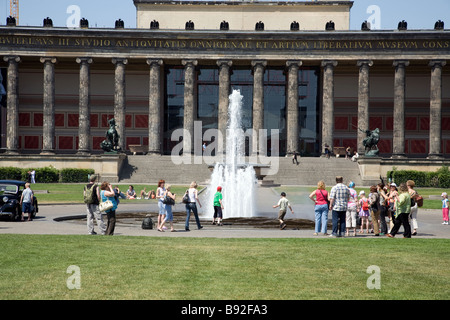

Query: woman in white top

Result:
[156,179,166,230]
[185,181,203,231]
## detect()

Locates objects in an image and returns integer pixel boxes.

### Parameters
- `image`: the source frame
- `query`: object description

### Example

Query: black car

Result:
[0,180,39,221]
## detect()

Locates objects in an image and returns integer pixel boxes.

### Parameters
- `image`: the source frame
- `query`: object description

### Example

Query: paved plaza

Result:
[0,187,449,239]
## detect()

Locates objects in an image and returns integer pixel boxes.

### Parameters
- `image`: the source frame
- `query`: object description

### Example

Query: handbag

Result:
[99,200,114,212]
[163,193,175,206]
[182,190,190,204]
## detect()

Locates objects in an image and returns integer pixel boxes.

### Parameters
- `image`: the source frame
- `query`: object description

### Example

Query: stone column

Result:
[392,60,409,158]
[182,59,198,155]
[217,59,233,155]
[251,60,267,156]
[321,60,338,155]
[40,57,58,155]
[76,57,93,155]
[147,59,163,155]
[286,60,302,155]
[112,58,128,151]
[428,60,446,159]
[3,56,20,154]
[357,60,373,155]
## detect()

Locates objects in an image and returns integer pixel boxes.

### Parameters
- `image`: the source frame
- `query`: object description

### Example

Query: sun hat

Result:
[390,183,397,188]
[217,186,222,191]
[359,190,365,196]
[442,192,447,197]
[349,181,355,188]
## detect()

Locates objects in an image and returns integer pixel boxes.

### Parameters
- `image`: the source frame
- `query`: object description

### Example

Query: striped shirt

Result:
[330,183,350,212]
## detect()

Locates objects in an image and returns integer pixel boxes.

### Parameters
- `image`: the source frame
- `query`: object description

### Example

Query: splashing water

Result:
[205,90,257,218]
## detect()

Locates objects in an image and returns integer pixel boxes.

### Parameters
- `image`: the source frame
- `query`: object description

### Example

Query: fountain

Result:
[205,90,258,218]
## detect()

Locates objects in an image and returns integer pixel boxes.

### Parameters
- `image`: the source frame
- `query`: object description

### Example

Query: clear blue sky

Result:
[0,0,449,30]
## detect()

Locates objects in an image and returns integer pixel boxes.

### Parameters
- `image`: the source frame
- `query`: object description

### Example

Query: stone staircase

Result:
[119,155,375,187]
[262,156,365,187]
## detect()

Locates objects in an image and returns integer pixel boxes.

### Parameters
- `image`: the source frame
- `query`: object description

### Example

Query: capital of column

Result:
[251,60,267,69]
[357,60,373,68]
[146,59,163,67]
[321,60,338,68]
[217,59,233,69]
[393,60,410,68]
[76,57,93,65]
[112,58,128,65]
[3,56,21,64]
[286,60,302,69]
[429,59,447,69]
[40,57,58,64]
[182,59,198,67]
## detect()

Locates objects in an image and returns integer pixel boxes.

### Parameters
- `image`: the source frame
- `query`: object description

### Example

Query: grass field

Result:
[0,234,448,300]
[32,184,200,204]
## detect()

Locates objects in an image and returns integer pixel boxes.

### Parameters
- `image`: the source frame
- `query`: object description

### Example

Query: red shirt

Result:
[315,189,328,205]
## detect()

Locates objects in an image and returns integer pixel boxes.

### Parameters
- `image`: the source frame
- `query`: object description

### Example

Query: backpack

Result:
[142,215,153,229]
[83,184,96,204]
[362,199,369,211]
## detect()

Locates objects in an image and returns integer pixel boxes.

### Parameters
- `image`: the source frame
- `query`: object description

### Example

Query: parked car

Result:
[0,180,38,221]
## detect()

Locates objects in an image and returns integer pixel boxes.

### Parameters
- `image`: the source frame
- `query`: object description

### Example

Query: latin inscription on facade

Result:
[0,33,449,55]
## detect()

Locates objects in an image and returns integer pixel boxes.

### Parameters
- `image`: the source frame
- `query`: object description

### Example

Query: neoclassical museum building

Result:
[0,0,449,162]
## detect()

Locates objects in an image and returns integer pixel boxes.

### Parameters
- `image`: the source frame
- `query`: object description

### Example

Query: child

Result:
[358,190,370,233]
[273,192,294,230]
[442,192,449,225]
[213,186,224,226]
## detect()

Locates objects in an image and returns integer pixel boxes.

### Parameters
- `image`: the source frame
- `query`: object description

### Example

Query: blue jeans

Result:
[332,210,347,236]
[314,204,329,234]
[185,203,201,229]
[164,205,173,222]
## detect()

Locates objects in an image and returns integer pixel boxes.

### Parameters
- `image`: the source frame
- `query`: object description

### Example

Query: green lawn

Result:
[31,184,200,204]
[0,234,448,300]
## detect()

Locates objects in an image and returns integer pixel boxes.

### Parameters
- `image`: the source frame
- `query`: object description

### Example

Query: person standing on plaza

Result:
[212,186,224,226]
[19,182,34,221]
[441,192,449,225]
[156,180,167,230]
[329,176,350,237]
[309,180,329,235]
[273,192,294,230]
[369,185,381,236]
[84,174,106,235]
[159,184,176,232]
[100,181,118,235]
[377,183,388,235]
[358,190,370,234]
[407,180,419,235]
[345,181,358,236]
[387,183,412,238]
[185,181,203,231]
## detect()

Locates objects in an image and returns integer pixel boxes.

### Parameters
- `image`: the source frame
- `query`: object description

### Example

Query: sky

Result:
[0,0,449,30]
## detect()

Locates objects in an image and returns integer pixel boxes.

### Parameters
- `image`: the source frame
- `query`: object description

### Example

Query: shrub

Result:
[388,166,450,188]
[34,167,60,183]
[0,167,22,180]
[60,168,95,183]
